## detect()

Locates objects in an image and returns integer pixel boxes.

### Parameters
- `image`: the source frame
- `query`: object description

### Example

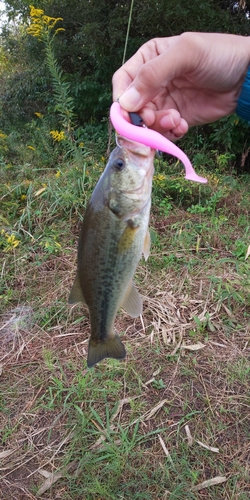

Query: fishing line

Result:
[107,0,134,156]
[106,0,134,157]
[122,0,135,65]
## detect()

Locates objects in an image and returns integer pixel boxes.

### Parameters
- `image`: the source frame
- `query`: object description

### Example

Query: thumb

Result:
[118,55,166,111]
[118,40,198,112]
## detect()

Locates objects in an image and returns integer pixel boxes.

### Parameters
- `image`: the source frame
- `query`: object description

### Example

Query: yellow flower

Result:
[155,174,166,182]
[206,174,220,187]
[154,173,166,187]
[27,5,64,41]
[20,194,27,201]
[23,179,32,187]
[79,142,84,148]
[27,145,35,150]
[4,233,20,252]
[30,6,44,17]
[55,28,65,34]
[35,112,43,118]
[50,130,66,142]
[55,170,61,178]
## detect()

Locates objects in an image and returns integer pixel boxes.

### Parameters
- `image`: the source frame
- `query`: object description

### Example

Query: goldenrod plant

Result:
[27,6,82,163]
[27,6,74,133]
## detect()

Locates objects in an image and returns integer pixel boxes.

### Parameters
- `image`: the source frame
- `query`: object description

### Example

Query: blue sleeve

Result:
[236,67,250,123]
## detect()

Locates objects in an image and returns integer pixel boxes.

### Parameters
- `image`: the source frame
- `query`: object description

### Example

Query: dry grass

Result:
[1,236,250,499]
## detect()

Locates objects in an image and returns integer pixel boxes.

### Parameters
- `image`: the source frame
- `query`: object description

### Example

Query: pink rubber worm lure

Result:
[110,102,207,184]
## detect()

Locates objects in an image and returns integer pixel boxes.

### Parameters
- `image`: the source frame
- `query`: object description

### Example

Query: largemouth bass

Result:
[69,136,155,368]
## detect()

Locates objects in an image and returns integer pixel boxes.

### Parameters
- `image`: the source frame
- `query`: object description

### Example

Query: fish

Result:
[69,136,155,368]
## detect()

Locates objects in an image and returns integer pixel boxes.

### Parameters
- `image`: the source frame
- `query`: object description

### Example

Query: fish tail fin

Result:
[87,335,126,368]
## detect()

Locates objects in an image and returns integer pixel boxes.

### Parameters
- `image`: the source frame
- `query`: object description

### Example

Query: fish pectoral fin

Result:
[68,272,86,304]
[121,281,142,318]
[143,228,151,261]
[118,222,139,254]
[87,335,126,368]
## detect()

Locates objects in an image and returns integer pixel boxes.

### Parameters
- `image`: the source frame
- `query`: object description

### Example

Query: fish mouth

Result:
[116,134,155,179]
[114,135,155,199]
[115,134,153,157]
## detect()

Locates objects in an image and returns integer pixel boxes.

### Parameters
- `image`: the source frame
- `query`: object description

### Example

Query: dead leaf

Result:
[196,439,219,453]
[161,326,168,345]
[245,244,250,260]
[158,435,174,466]
[90,396,140,450]
[144,367,161,387]
[37,469,51,478]
[36,471,64,496]
[36,461,78,496]
[181,342,206,351]
[185,425,193,446]
[152,367,161,377]
[0,449,15,459]
[170,339,182,356]
[145,399,169,420]
[130,399,170,426]
[191,476,227,492]
[34,187,46,197]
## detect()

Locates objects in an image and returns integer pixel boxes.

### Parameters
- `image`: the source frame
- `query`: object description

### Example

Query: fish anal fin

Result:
[143,228,151,261]
[121,281,142,318]
[87,334,126,368]
[68,272,86,304]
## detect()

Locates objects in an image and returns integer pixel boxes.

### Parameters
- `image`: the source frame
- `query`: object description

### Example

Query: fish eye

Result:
[113,158,125,171]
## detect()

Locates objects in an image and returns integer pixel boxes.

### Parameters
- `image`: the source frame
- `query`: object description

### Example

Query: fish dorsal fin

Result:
[143,228,151,261]
[68,272,86,304]
[121,281,142,318]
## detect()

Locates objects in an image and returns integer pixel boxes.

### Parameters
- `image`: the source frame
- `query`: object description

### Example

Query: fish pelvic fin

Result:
[87,334,126,368]
[68,272,86,304]
[121,280,142,318]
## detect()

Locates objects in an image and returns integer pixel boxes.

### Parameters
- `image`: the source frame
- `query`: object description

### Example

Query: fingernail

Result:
[119,87,141,110]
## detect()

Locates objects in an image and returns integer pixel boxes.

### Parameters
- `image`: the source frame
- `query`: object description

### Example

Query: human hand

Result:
[112,33,250,139]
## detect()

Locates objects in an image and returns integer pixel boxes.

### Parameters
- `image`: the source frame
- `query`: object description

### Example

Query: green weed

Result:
[1,142,250,499]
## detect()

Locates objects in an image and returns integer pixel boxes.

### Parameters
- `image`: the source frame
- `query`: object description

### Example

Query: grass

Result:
[0,149,250,499]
